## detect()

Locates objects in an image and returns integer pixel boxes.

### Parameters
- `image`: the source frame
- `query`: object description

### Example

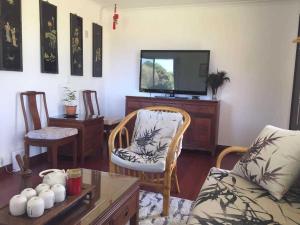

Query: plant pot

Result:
[65,105,77,116]
[212,89,218,100]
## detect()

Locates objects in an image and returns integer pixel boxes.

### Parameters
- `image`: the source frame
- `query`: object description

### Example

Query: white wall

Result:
[102,0,300,147]
[0,0,104,166]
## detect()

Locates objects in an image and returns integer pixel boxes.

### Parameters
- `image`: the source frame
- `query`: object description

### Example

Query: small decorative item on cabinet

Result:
[207,70,230,100]
[63,87,77,116]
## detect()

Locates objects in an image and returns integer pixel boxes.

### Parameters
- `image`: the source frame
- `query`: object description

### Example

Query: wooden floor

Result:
[0,146,241,207]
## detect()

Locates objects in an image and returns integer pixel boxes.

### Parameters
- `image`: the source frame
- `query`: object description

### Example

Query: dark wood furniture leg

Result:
[72,138,77,167]
[51,145,58,169]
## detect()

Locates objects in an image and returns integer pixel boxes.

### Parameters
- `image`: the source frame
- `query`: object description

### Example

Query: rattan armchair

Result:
[108,106,191,216]
[216,146,248,168]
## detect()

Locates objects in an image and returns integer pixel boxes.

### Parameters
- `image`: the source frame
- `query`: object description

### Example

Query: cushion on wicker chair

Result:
[26,127,78,140]
[232,125,300,200]
[112,147,167,172]
[187,167,300,225]
[111,109,183,173]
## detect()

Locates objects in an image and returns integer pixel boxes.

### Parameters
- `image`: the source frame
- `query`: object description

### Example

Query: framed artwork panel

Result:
[70,13,83,76]
[92,23,102,77]
[40,0,58,74]
[0,0,23,71]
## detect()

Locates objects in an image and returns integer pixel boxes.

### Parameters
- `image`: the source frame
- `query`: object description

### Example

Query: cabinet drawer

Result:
[112,194,138,225]
[184,104,215,115]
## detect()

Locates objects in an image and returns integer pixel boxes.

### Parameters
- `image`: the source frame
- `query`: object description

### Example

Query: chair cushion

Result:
[132,109,183,155]
[26,127,78,140]
[232,125,300,200]
[112,147,167,172]
[187,167,300,225]
[111,109,183,173]
[104,117,122,126]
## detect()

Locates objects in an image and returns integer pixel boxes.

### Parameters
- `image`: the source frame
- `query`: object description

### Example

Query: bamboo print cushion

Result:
[232,125,300,200]
[131,109,183,154]
[111,110,183,172]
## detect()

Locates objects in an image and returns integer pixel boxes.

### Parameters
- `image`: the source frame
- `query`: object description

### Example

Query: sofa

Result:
[187,143,300,224]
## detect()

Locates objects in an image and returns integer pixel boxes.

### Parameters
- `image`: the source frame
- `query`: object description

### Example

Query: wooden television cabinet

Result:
[126,96,220,155]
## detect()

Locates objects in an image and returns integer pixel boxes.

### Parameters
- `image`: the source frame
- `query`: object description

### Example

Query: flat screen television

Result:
[139,50,210,95]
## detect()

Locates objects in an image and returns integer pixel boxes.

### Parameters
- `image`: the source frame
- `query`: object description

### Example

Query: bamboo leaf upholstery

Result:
[111,109,183,173]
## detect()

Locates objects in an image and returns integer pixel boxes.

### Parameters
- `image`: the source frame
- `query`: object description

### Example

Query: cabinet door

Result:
[183,103,216,152]
[183,117,212,149]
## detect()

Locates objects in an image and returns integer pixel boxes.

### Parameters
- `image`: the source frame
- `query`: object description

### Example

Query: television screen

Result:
[139,50,210,95]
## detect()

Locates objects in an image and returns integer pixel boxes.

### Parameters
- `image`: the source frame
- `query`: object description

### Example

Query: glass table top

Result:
[0,169,139,225]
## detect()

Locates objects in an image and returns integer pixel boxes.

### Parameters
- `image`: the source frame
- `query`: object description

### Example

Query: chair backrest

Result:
[82,90,100,116]
[20,91,49,133]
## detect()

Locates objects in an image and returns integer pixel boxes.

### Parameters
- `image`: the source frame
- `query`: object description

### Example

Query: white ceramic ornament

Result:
[20,188,37,200]
[27,196,44,218]
[35,183,50,194]
[39,189,55,209]
[51,184,66,203]
[9,195,27,216]
[39,169,67,186]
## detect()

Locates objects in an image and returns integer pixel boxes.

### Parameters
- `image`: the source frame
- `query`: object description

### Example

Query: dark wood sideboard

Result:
[126,96,220,155]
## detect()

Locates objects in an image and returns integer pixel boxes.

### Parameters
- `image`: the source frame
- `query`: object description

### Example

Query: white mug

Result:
[35,183,50,194]
[9,195,27,216]
[39,189,55,209]
[27,196,44,218]
[20,188,37,200]
[51,184,66,203]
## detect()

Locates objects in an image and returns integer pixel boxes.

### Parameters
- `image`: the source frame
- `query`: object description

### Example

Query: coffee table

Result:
[0,169,139,225]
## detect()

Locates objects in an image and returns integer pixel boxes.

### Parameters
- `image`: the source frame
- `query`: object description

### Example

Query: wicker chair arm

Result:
[108,110,137,160]
[166,113,191,170]
[216,146,248,168]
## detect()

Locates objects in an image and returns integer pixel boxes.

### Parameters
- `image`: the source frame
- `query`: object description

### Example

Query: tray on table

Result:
[0,184,95,225]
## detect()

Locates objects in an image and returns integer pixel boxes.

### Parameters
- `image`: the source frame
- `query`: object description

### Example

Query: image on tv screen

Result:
[141,58,174,90]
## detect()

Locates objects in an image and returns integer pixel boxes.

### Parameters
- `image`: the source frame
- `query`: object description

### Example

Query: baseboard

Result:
[0,152,47,174]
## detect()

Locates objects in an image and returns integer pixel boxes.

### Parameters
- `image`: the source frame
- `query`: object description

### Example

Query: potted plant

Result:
[207,71,230,100]
[63,87,77,116]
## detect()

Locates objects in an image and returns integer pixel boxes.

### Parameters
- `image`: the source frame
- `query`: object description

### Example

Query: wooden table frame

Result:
[49,115,104,164]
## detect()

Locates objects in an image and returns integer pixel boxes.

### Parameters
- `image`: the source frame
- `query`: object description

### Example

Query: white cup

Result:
[20,188,37,200]
[51,184,66,203]
[39,189,55,209]
[35,183,50,195]
[9,195,27,216]
[27,196,44,218]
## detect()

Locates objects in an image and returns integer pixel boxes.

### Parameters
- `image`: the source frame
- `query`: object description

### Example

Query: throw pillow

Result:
[232,125,300,200]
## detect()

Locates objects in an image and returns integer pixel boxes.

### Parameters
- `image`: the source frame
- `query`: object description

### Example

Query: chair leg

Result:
[72,138,77,168]
[24,141,30,168]
[162,172,171,216]
[172,167,180,194]
[47,147,52,163]
[51,146,58,168]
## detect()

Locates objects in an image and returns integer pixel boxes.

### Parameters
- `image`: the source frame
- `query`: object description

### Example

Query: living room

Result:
[0,0,300,224]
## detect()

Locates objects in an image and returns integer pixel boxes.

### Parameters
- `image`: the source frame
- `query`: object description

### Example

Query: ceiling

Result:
[95,0,274,9]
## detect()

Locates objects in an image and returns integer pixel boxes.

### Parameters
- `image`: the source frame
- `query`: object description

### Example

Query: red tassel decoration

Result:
[113,4,119,30]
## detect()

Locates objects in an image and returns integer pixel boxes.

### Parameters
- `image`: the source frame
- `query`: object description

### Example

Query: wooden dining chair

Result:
[83,90,122,137]
[20,91,78,168]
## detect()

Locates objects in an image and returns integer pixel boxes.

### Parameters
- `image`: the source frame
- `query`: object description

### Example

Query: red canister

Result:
[67,169,82,195]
